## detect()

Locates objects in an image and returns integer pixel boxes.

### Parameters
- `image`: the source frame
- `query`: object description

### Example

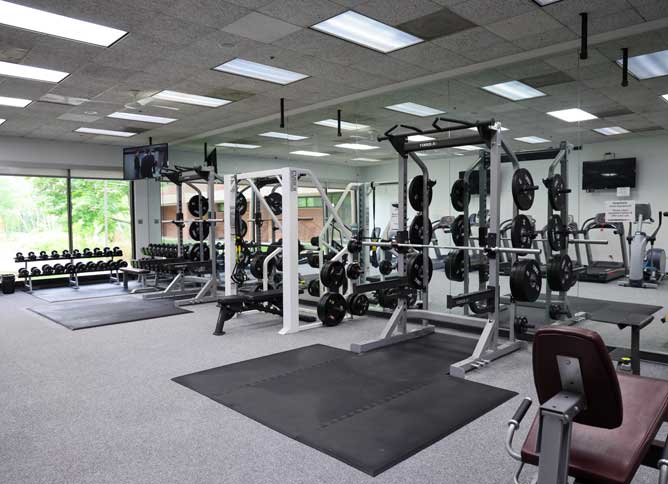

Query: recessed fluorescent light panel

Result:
[75,127,136,137]
[311,10,422,53]
[352,157,380,162]
[482,80,546,101]
[335,143,379,150]
[214,58,308,85]
[617,49,668,80]
[40,93,88,106]
[108,112,176,124]
[153,90,231,108]
[0,119,5,126]
[532,0,563,6]
[259,131,308,141]
[663,94,668,103]
[0,60,68,83]
[468,126,508,132]
[314,119,369,131]
[291,150,329,157]
[0,95,31,108]
[455,145,481,151]
[0,0,126,47]
[407,135,435,142]
[385,102,445,117]
[547,108,597,122]
[515,136,550,144]
[217,143,260,149]
[593,126,630,136]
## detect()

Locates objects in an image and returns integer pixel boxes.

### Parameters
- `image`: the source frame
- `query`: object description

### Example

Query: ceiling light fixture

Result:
[259,131,308,141]
[314,119,369,131]
[0,0,126,47]
[515,136,550,144]
[153,90,231,108]
[617,49,668,80]
[547,108,597,122]
[335,143,379,150]
[0,95,31,108]
[217,143,261,149]
[108,112,176,124]
[75,127,136,137]
[39,93,88,106]
[467,126,508,132]
[532,0,563,6]
[214,58,309,85]
[593,126,630,136]
[352,157,380,162]
[0,118,5,126]
[290,150,330,157]
[311,10,422,53]
[0,60,68,83]
[384,102,445,117]
[482,80,546,101]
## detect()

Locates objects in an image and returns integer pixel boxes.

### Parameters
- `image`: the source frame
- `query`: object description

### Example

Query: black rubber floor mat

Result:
[29,296,191,330]
[173,333,516,476]
[31,282,139,303]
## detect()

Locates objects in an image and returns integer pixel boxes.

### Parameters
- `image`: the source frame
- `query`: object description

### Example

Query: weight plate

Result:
[187,195,209,217]
[511,168,536,211]
[317,292,347,327]
[346,263,361,280]
[511,214,535,249]
[190,243,211,261]
[250,253,274,279]
[547,254,574,292]
[450,178,470,212]
[451,214,469,247]
[307,279,320,297]
[547,214,568,252]
[407,253,433,290]
[320,260,345,288]
[510,259,542,302]
[547,173,567,211]
[265,192,283,215]
[379,259,393,275]
[469,299,489,315]
[346,293,369,317]
[237,218,248,238]
[188,221,210,241]
[236,193,248,216]
[409,214,433,245]
[408,175,434,212]
[444,250,466,282]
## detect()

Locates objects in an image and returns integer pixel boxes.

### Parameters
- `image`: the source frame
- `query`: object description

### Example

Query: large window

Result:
[71,179,132,259]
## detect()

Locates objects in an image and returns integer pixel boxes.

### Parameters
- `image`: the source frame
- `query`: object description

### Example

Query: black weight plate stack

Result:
[547,214,568,252]
[346,293,369,317]
[511,214,535,249]
[451,214,469,247]
[189,221,210,241]
[307,279,320,297]
[264,192,282,215]
[317,292,347,327]
[547,173,567,211]
[406,253,433,290]
[320,260,345,288]
[187,195,209,217]
[510,259,542,302]
[236,193,248,215]
[450,178,469,212]
[511,168,537,210]
[408,175,434,212]
[547,254,574,292]
[409,214,433,245]
[444,250,466,282]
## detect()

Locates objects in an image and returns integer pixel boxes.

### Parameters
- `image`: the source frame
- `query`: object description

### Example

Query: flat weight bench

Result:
[213,289,315,335]
[506,326,668,484]
[119,267,150,290]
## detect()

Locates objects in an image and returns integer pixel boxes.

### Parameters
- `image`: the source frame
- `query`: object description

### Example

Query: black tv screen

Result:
[123,143,168,180]
[582,158,636,190]
[459,170,490,195]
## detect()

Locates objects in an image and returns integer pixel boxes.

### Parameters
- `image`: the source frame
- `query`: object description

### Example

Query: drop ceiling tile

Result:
[0,45,29,63]
[512,27,577,51]
[61,0,157,33]
[398,7,477,40]
[541,0,632,28]
[353,0,443,26]
[58,113,102,123]
[389,42,472,72]
[543,48,610,71]
[486,10,562,41]
[629,0,668,21]
[0,78,52,99]
[459,40,522,62]
[166,0,250,28]
[588,9,645,36]
[259,0,346,27]
[225,0,274,7]
[447,0,537,25]
[141,14,218,46]
[352,54,430,82]
[222,12,302,43]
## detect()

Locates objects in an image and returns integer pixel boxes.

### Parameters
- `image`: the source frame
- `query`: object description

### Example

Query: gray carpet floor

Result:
[2,289,667,484]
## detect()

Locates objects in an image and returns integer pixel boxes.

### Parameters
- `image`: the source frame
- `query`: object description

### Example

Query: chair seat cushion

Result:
[521,373,668,484]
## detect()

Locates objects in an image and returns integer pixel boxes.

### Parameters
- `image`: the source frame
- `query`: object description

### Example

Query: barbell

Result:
[347,238,541,256]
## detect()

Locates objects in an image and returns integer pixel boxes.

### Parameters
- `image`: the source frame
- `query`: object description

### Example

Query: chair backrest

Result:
[533,326,623,429]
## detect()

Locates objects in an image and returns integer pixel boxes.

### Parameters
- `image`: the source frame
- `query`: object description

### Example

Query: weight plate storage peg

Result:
[409,214,433,245]
[406,253,433,290]
[511,168,537,211]
[510,259,542,302]
[188,221,210,241]
[346,293,369,317]
[511,214,536,250]
[547,173,568,211]
[450,178,470,212]
[547,214,568,252]
[444,250,466,282]
[320,260,345,289]
[547,254,574,292]
[317,292,347,327]
[451,214,469,247]
[187,195,209,217]
[408,175,435,212]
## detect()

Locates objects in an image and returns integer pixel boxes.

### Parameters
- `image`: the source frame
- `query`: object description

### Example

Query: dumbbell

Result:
[41,264,54,275]
[75,262,86,272]
[30,267,41,276]
[82,248,93,257]
[53,264,65,275]
[113,247,122,256]
[72,249,81,257]
[50,250,60,259]
[64,262,74,273]
[106,259,115,270]
[95,260,107,271]
[39,250,49,260]
[18,268,29,278]
[118,260,128,268]
[109,260,120,270]
[15,252,24,262]
[93,247,103,257]
[85,261,96,271]
[62,249,71,258]
[103,247,113,257]
[379,259,394,275]
[27,251,37,261]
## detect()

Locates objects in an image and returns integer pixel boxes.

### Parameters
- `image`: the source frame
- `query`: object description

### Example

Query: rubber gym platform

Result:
[173,333,516,476]
[30,296,191,330]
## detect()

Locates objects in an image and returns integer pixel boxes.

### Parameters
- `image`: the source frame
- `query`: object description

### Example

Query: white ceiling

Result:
[0,0,666,166]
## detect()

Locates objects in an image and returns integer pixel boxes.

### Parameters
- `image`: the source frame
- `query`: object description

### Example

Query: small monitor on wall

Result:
[123,143,169,180]
[582,157,636,190]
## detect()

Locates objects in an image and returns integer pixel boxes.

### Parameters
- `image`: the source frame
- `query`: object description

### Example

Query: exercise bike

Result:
[620,203,668,289]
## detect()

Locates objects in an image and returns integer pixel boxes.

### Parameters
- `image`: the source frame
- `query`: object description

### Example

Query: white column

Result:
[279,167,300,334]
[223,175,236,296]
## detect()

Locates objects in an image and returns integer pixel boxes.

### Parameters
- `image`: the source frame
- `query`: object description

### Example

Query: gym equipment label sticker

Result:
[605,200,635,222]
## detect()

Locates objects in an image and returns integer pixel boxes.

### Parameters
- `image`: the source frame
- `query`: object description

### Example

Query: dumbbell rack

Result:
[15,252,124,294]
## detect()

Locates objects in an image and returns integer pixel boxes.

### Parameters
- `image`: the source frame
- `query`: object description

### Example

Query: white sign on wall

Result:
[616,186,631,197]
[605,200,636,222]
